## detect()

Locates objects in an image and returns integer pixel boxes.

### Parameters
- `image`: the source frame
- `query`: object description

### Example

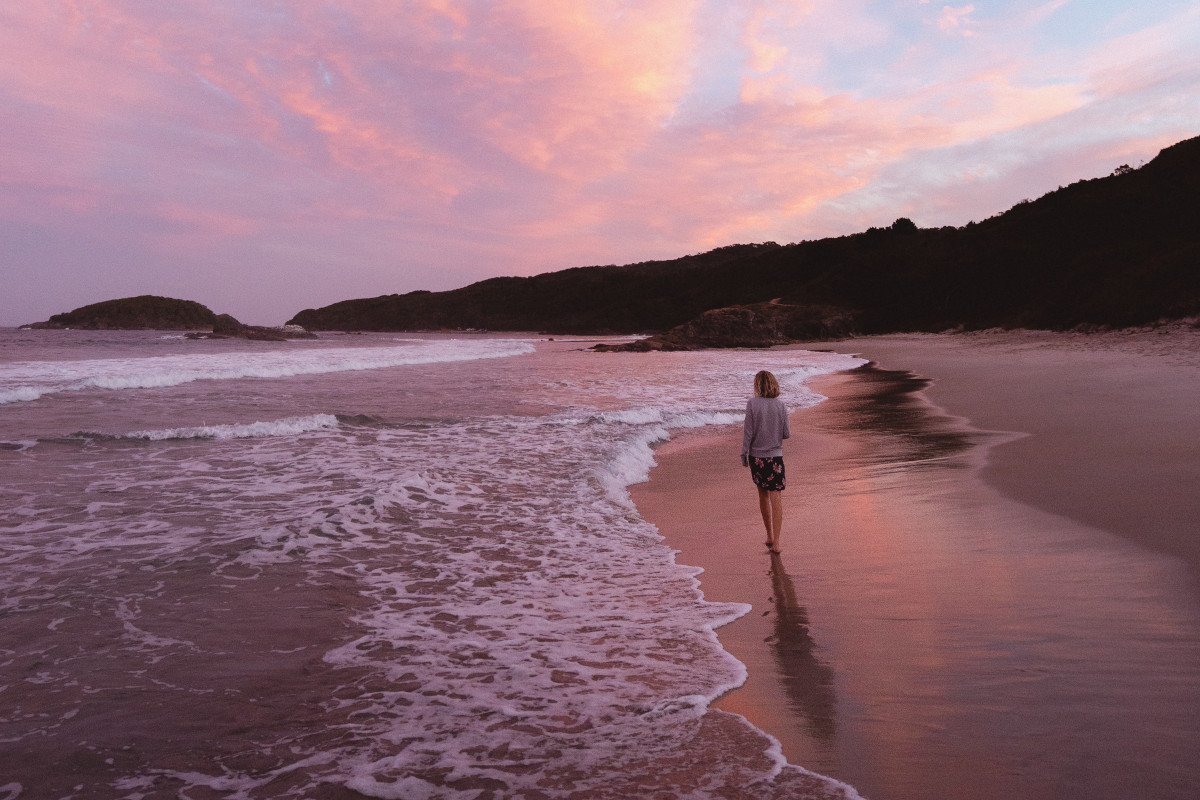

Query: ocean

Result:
[0,329,866,800]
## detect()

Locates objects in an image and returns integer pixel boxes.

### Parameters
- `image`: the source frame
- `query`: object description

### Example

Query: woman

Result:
[741,370,790,553]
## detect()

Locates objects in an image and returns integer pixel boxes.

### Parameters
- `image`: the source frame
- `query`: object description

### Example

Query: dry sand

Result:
[631,327,1200,800]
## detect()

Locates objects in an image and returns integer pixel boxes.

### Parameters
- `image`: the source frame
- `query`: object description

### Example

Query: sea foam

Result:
[0,340,869,799]
[123,414,341,441]
[0,338,534,404]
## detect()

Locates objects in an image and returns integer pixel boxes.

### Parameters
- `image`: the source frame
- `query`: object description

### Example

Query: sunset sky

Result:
[3,1,1199,325]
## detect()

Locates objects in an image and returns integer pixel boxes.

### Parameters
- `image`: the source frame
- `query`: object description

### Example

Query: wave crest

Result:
[124,414,341,441]
[0,339,535,405]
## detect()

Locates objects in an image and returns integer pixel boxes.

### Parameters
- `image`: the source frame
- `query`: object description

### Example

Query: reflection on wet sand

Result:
[698,361,1200,800]
[766,552,836,743]
[788,363,1200,800]
[816,363,980,474]
[723,363,989,786]
[635,358,1200,800]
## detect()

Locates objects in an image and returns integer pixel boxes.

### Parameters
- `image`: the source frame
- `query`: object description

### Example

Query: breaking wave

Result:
[123,414,341,441]
[0,339,534,404]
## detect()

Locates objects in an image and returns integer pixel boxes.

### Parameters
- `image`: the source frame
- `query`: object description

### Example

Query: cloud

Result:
[1024,0,1073,28]
[0,0,1198,324]
[937,5,976,37]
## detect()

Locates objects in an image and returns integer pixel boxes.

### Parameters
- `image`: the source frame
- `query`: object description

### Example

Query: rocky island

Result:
[22,295,315,340]
[22,295,219,331]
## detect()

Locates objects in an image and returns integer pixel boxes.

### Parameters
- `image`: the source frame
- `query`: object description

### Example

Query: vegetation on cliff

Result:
[290,134,1200,339]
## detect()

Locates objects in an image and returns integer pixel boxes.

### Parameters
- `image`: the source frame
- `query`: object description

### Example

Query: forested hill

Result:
[290,134,1200,336]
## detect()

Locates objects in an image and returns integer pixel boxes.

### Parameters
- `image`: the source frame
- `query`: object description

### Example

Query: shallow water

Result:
[0,329,865,799]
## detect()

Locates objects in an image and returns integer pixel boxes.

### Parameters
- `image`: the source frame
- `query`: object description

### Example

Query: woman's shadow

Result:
[768,552,837,742]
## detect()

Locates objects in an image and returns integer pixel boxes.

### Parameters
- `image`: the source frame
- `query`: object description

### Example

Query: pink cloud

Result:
[0,1,1198,325]
[938,5,977,37]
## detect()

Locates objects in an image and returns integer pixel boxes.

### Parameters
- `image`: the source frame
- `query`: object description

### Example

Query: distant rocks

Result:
[21,295,316,340]
[22,295,219,330]
[593,302,857,351]
[186,314,316,341]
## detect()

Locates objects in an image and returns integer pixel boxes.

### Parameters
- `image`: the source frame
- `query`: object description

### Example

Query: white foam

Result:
[345,773,477,800]
[605,433,668,502]
[0,338,535,404]
[115,599,198,663]
[596,407,667,425]
[0,386,42,404]
[0,342,868,799]
[124,414,340,441]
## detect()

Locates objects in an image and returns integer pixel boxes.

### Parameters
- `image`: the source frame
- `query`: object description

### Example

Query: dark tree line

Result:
[280,132,1195,335]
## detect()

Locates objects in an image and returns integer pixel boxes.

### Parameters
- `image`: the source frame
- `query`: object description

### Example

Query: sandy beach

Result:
[632,327,1200,800]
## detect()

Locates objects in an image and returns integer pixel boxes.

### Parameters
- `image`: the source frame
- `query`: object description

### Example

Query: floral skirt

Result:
[750,456,786,491]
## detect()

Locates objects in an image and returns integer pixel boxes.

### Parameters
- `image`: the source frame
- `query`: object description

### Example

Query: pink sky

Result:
[3,1,1199,325]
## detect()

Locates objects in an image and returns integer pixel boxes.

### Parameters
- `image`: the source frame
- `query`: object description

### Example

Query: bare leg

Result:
[757,488,772,543]
[769,490,783,551]
[758,488,784,551]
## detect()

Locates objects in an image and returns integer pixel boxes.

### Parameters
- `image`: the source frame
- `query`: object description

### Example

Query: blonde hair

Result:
[754,370,780,398]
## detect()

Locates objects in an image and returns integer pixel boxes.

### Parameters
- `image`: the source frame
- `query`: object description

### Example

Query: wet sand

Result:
[631,329,1200,800]
[851,329,1200,576]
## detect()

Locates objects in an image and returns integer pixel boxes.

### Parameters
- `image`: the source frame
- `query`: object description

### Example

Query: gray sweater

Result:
[741,396,790,458]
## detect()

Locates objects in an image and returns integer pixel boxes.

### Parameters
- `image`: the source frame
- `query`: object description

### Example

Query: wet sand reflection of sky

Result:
[766,552,837,743]
[818,363,982,478]
[769,362,1200,800]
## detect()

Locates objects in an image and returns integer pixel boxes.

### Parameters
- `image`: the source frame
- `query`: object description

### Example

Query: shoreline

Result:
[841,328,1200,577]
[631,330,1200,800]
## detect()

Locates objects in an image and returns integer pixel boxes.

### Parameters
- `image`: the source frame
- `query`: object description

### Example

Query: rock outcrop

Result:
[593,302,857,351]
[186,315,316,341]
[22,296,316,340]
[22,295,218,330]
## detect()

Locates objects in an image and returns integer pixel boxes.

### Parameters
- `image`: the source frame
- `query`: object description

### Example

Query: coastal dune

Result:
[633,328,1200,800]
